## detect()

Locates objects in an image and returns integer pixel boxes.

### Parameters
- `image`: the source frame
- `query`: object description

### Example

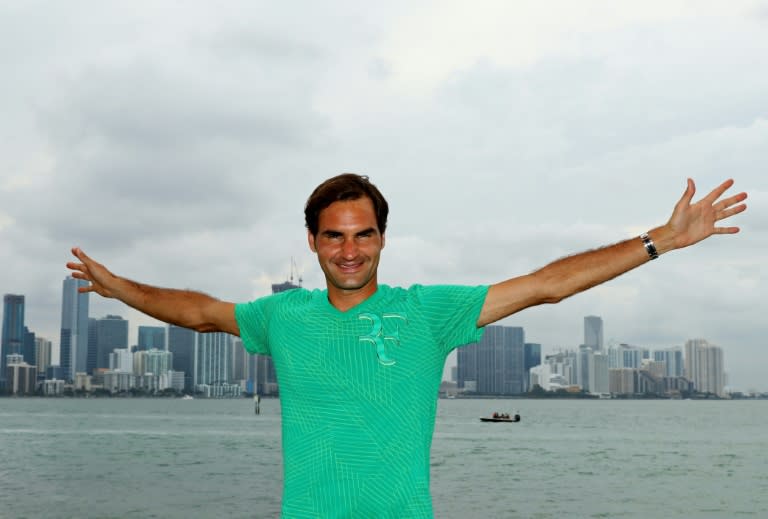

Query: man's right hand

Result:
[65,247,240,335]
[67,247,117,298]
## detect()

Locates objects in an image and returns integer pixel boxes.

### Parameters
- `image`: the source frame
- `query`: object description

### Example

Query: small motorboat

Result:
[480,412,520,423]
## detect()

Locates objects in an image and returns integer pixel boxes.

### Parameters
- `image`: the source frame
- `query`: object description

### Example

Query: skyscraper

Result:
[653,347,684,377]
[1,294,25,389]
[60,278,90,382]
[523,343,541,392]
[94,315,129,370]
[168,325,196,390]
[35,337,52,373]
[138,326,166,351]
[457,325,525,395]
[22,326,36,367]
[584,315,603,351]
[195,332,233,387]
[684,339,725,397]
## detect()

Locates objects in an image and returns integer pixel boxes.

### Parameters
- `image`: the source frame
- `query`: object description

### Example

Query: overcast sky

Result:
[1,1,765,391]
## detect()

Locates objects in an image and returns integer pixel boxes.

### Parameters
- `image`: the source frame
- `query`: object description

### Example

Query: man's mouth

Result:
[337,261,363,273]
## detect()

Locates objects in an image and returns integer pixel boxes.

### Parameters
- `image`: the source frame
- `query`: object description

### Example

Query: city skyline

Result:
[0,3,764,390]
[1,286,744,393]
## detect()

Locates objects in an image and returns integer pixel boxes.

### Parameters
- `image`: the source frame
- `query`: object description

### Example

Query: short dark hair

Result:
[304,173,389,236]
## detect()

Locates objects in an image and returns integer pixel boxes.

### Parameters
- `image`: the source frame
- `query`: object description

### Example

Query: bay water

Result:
[1,398,766,518]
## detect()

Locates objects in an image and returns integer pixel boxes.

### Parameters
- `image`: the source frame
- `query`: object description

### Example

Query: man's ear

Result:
[307,231,317,253]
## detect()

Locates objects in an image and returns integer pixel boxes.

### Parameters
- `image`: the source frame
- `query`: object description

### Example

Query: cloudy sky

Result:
[1,1,765,390]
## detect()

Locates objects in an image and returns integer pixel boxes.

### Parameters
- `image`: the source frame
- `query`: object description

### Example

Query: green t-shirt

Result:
[235,284,488,518]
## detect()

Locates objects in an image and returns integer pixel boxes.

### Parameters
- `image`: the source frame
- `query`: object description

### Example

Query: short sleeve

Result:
[235,298,271,355]
[410,285,489,354]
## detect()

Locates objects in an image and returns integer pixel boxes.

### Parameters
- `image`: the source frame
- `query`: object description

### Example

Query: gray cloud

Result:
[0,2,765,390]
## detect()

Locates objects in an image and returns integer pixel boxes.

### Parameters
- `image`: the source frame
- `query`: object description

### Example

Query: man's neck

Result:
[326,282,379,312]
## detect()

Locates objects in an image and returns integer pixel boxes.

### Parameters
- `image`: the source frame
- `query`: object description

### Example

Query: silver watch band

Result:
[640,232,658,260]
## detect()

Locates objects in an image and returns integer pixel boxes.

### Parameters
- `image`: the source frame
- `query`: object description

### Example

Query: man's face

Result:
[308,197,385,297]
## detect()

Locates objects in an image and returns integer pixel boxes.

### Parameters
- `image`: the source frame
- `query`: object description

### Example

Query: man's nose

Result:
[341,239,358,258]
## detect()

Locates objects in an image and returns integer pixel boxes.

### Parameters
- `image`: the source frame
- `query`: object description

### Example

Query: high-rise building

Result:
[589,351,609,394]
[653,347,683,377]
[22,326,36,367]
[168,325,196,390]
[523,343,541,392]
[195,332,233,387]
[35,337,52,373]
[457,325,525,395]
[94,315,129,370]
[584,315,603,351]
[138,326,166,351]
[232,338,248,382]
[576,346,591,391]
[608,344,646,369]
[5,354,37,395]
[86,318,98,374]
[1,294,26,389]
[684,339,725,397]
[60,278,90,382]
[109,348,133,372]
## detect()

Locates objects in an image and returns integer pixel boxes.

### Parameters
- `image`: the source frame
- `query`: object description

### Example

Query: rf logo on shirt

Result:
[357,312,408,366]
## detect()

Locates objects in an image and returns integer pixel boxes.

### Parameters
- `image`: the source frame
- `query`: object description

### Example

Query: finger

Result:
[704,178,735,204]
[72,246,90,262]
[715,192,748,211]
[675,178,696,209]
[712,226,740,234]
[70,271,91,282]
[66,261,86,273]
[717,203,747,220]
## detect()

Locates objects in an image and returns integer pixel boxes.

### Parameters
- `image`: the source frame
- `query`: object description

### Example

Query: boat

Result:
[480,413,520,423]
[181,395,194,400]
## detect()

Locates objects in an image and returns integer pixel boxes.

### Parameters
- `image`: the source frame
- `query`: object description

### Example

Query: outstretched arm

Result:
[477,178,747,327]
[66,247,240,335]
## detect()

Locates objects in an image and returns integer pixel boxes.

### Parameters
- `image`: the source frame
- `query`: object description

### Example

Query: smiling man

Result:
[67,173,747,518]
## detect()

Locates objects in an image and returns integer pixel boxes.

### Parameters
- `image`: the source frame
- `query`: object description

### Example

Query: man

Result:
[67,174,747,517]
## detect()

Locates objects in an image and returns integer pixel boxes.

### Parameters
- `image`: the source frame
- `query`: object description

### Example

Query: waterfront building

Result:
[5,353,37,395]
[134,348,172,376]
[654,347,684,377]
[74,372,92,392]
[168,325,196,391]
[194,332,233,388]
[60,278,90,382]
[576,346,591,391]
[43,379,65,396]
[684,339,725,397]
[609,368,636,394]
[109,348,133,372]
[608,344,647,369]
[103,371,136,393]
[22,326,36,367]
[542,350,577,387]
[232,338,248,383]
[584,315,603,351]
[523,343,541,392]
[170,371,185,392]
[1,294,26,389]
[137,326,166,351]
[35,337,52,374]
[589,351,609,394]
[529,364,551,390]
[641,359,666,379]
[95,315,129,370]
[457,325,525,395]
